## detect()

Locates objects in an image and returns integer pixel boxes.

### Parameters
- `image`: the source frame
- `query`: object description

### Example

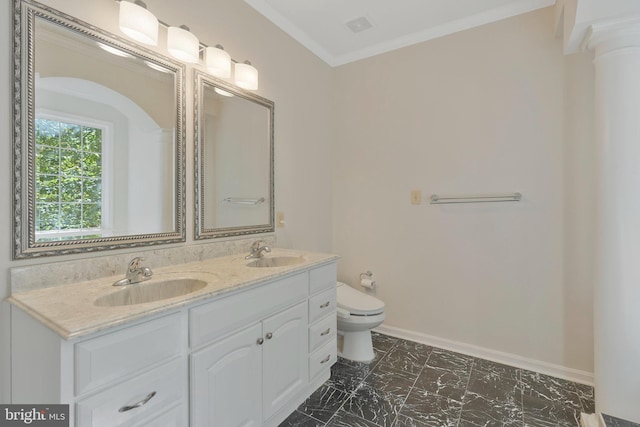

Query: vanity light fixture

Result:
[118,0,158,46]
[206,45,232,78]
[234,61,259,90]
[114,0,259,90]
[167,25,200,64]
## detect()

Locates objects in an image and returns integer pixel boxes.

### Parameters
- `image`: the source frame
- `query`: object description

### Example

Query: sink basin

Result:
[95,278,207,307]
[246,256,304,268]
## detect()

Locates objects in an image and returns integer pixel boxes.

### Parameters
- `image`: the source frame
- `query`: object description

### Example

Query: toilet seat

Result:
[336,282,384,316]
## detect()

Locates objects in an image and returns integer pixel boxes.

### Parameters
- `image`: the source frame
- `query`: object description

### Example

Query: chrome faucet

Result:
[113,257,153,286]
[245,240,271,259]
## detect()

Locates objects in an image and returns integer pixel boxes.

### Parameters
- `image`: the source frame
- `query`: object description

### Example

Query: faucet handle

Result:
[250,240,265,252]
[127,257,145,272]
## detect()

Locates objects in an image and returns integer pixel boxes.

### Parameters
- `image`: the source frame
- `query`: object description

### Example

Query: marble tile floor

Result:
[280,332,595,427]
[602,414,640,427]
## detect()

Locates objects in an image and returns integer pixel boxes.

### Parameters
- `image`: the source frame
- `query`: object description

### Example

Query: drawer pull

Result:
[320,328,331,336]
[320,355,331,364]
[266,332,273,340]
[119,391,157,412]
[320,301,331,309]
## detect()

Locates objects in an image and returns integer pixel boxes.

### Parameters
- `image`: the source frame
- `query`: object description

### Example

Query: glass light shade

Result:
[234,62,259,90]
[119,1,158,46]
[206,46,231,78]
[167,26,200,63]
[214,87,234,97]
[97,42,133,58]
[144,60,171,73]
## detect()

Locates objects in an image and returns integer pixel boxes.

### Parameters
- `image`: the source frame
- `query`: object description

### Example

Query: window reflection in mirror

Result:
[34,116,106,241]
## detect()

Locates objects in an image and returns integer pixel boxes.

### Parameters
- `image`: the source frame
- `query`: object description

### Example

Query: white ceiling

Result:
[244,0,556,66]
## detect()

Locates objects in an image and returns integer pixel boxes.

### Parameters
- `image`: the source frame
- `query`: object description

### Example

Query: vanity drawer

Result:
[309,338,337,382]
[309,262,337,295]
[308,287,336,324]
[309,314,336,353]
[75,313,183,395]
[190,272,308,348]
[76,357,187,427]
[131,403,186,427]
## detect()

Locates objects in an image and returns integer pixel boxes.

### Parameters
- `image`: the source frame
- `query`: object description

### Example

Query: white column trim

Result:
[582,15,640,52]
[586,14,640,422]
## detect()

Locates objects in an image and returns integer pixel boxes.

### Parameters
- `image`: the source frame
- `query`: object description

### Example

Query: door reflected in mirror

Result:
[195,71,274,239]
[13,0,186,258]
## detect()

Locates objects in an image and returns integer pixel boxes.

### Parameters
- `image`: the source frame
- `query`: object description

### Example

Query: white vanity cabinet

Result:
[190,302,308,426]
[307,263,338,382]
[189,269,315,427]
[10,259,337,427]
[11,309,189,427]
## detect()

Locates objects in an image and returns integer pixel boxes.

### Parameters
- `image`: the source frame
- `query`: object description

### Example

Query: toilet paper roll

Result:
[360,278,376,289]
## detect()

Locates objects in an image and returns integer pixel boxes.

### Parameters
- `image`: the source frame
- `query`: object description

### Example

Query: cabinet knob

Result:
[266,332,273,340]
[257,337,264,345]
[320,301,331,309]
[118,391,157,412]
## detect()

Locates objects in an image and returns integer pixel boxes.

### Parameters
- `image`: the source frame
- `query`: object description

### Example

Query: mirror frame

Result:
[12,0,187,259]
[194,70,275,239]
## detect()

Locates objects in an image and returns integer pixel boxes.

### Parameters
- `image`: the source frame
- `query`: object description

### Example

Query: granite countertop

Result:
[7,249,338,340]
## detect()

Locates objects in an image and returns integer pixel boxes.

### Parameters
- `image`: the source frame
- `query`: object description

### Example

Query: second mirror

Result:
[194,70,274,239]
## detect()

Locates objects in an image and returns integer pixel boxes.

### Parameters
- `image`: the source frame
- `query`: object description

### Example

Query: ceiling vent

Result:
[345,16,373,33]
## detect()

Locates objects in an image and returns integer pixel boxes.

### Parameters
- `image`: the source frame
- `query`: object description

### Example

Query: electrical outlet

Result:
[276,211,285,228]
[411,190,422,205]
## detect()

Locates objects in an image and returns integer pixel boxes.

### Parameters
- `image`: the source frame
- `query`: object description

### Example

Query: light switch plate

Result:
[411,190,422,205]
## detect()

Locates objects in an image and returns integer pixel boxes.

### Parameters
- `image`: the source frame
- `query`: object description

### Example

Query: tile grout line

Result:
[287,333,594,427]
[388,341,431,426]
[325,340,390,427]
[454,357,477,427]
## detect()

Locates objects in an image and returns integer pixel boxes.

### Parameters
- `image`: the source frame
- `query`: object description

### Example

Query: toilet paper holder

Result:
[360,271,376,289]
[360,271,373,280]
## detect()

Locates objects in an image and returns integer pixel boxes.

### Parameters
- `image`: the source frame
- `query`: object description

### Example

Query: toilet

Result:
[336,282,385,362]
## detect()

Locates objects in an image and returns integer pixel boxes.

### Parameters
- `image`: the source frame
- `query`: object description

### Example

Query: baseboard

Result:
[375,324,594,386]
[580,413,605,427]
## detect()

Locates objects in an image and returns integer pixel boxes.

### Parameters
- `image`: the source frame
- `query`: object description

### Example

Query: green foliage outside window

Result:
[35,118,103,239]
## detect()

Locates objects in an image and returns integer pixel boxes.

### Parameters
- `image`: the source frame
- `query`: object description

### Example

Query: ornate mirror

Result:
[194,70,274,239]
[13,0,186,258]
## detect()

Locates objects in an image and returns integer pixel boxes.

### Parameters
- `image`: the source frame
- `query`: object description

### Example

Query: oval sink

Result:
[246,256,304,268]
[95,278,207,307]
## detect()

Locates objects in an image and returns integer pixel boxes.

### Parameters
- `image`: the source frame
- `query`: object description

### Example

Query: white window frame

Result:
[34,110,113,240]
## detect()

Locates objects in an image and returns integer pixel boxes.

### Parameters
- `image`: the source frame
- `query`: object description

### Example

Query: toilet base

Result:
[337,330,375,362]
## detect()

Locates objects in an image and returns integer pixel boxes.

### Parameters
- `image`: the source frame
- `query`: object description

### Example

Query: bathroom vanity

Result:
[8,250,338,427]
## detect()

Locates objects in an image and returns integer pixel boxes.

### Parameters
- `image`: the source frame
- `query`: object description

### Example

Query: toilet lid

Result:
[337,282,385,315]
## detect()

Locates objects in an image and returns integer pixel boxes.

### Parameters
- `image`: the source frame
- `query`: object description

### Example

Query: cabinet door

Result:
[191,323,262,427]
[262,302,308,420]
